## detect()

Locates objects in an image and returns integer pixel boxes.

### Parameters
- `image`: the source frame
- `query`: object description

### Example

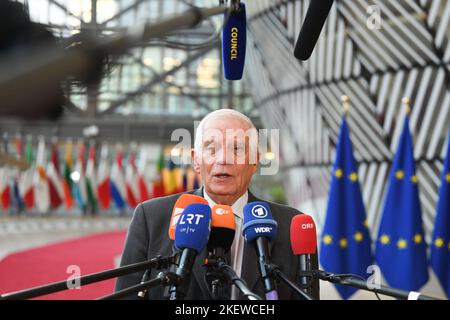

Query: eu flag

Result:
[375,115,428,291]
[320,116,373,299]
[430,131,450,298]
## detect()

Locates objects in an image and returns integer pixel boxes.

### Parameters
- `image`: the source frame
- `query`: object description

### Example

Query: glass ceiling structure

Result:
[16,0,255,120]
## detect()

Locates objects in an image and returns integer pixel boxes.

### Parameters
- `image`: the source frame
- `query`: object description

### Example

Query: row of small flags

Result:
[320,97,449,299]
[0,138,200,214]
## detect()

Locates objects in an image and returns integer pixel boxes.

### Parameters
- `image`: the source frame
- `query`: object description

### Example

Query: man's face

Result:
[192,117,258,201]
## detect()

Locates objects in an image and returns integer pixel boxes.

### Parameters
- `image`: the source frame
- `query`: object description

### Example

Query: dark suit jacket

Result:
[115,188,320,300]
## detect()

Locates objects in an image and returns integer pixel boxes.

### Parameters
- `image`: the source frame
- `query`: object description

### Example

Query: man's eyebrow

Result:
[202,139,214,146]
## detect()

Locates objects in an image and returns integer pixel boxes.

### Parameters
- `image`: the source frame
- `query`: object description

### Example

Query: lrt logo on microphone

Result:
[251,205,268,218]
[179,213,205,225]
[255,226,272,233]
[170,207,184,227]
[230,27,238,60]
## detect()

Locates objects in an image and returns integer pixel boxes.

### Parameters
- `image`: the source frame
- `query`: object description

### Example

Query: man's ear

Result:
[191,148,200,174]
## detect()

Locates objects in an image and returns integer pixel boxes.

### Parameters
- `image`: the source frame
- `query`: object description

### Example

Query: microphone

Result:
[168,194,209,240]
[293,0,334,60]
[290,214,317,296]
[208,204,236,256]
[242,201,279,300]
[205,204,236,299]
[222,2,246,80]
[289,215,443,300]
[169,203,211,300]
[161,194,208,299]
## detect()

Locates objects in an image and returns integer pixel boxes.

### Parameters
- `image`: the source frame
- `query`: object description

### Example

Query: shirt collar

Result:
[203,189,248,219]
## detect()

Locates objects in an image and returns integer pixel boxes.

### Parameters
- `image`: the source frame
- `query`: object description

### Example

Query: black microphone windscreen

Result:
[294,0,334,61]
[207,227,235,252]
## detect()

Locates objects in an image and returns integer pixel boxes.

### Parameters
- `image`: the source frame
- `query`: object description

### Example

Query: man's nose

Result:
[215,148,232,165]
[215,148,227,165]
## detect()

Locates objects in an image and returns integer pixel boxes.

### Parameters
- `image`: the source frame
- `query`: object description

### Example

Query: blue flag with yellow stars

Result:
[375,115,429,291]
[430,131,450,298]
[320,116,373,299]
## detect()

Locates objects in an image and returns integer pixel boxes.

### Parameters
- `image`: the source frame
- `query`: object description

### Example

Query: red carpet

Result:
[0,230,127,300]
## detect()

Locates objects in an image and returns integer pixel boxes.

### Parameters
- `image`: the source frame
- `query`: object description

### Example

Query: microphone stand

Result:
[168,249,198,300]
[97,271,179,300]
[265,263,314,300]
[216,261,262,300]
[314,270,442,300]
[0,255,175,300]
[162,248,181,299]
[204,248,231,300]
[254,238,279,300]
[137,269,152,299]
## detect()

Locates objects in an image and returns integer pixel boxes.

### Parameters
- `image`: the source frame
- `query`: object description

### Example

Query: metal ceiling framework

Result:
[244,0,450,242]
[1,0,257,142]
[3,0,448,234]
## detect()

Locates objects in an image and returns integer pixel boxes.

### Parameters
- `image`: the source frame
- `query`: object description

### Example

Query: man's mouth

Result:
[213,173,232,178]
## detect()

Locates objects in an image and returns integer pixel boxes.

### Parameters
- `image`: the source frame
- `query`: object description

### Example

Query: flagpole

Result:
[402,97,411,114]
[341,95,350,115]
[375,94,429,292]
[320,93,374,299]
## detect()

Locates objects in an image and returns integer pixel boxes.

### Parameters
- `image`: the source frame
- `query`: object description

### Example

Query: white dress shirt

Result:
[203,190,248,299]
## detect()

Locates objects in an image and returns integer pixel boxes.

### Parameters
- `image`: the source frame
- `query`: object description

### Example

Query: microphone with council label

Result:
[222,0,246,80]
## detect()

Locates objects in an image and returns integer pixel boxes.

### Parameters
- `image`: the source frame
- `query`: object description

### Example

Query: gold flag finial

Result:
[341,95,350,114]
[402,97,411,114]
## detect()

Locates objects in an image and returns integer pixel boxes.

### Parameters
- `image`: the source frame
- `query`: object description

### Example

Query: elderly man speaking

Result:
[115,109,320,300]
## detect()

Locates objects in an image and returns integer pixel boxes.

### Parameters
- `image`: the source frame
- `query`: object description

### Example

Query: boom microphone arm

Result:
[98,271,180,300]
[0,5,228,119]
[314,270,441,300]
[264,263,314,300]
[0,255,175,300]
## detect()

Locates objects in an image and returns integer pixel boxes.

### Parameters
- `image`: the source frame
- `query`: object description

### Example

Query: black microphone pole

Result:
[315,270,442,300]
[98,271,179,300]
[254,237,279,300]
[217,261,262,300]
[137,269,152,299]
[0,255,175,300]
[265,263,314,300]
[204,247,231,300]
[162,248,181,299]
[169,248,197,300]
[297,253,313,294]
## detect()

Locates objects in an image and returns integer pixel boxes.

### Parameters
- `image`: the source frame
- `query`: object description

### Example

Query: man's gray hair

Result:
[194,109,258,153]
